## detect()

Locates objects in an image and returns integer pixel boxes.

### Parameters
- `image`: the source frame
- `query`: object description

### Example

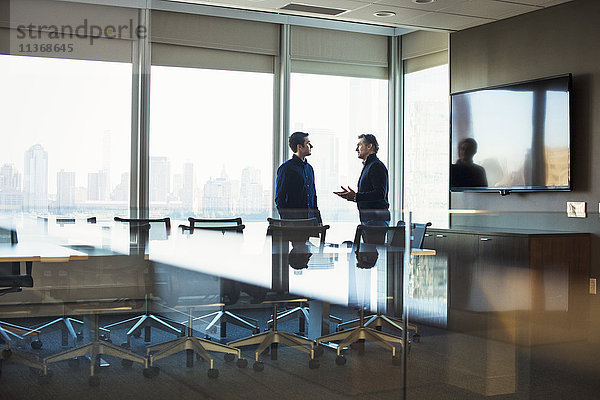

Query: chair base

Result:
[44,340,148,377]
[1,321,42,350]
[103,313,185,345]
[338,314,418,336]
[147,335,241,369]
[1,346,44,372]
[27,317,96,347]
[228,329,315,362]
[316,326,403,357]
[267,306,343,333]
[194,309,259,339]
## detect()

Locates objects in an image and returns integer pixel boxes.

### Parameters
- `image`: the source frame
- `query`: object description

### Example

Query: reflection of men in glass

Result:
[334,134,390,242]
[451,138,488,187]
[275,132,320,221]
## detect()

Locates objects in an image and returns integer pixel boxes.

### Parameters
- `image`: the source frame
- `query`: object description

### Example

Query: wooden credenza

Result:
[423,227,590,345]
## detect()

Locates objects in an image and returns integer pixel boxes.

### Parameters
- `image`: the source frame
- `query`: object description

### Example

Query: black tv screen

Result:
[450,74,572,194]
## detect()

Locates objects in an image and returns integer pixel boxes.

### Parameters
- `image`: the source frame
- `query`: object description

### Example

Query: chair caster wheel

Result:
[121,359,134,368]
[76,332,84,342]
[143,366,159,378]
[308,359,320,369]
[99,334,111,343]
[253,328,260,334]
[68,358,80,369]
[207,368,219,379]
[31,340,43,350]
[89,376,100,387]
[412,333,420,343]
[236,358,248,368]
[392,355,402,366]
[1,349,12,359]
[314,346,324,357]
[253,361,264,372]
[133,330,141,339]
[224,353,235,362]
[37,374,50,385]
[335,355,347,366]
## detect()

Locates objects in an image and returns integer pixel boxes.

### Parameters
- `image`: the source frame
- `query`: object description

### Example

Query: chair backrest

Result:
[389,221,432,249]
[267,217,329,245]
[184,217,244,233]
[114,216,171,234]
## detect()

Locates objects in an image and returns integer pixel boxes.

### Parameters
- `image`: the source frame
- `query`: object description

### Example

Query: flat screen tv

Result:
[450,74,572,195]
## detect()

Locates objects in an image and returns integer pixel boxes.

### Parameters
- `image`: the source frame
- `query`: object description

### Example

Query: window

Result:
[0,55,132,218]
[289,73,389,227]
[403,62,449,228]
[149,66,273,220]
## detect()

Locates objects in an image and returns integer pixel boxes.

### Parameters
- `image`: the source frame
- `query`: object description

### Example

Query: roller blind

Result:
[402,30,448,74]
[401,30,448,60]
[290,25,388,79]
[0,0,136,63]
[404,50,448,74]
[150,10,278,73]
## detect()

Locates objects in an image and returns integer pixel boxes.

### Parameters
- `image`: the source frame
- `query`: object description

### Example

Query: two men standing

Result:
[275,131,389,229]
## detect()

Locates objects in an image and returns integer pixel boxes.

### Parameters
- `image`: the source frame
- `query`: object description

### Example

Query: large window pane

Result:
[0,55,132,218]
[289,73,388,227]
[149,66,273,220]
[403,63,449,228]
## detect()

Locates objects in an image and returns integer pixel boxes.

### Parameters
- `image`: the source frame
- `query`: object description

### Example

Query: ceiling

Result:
[166,0,572,32]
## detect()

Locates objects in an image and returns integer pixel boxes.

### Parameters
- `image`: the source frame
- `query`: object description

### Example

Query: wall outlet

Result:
[567,201,586,218]
[590,278,597,295]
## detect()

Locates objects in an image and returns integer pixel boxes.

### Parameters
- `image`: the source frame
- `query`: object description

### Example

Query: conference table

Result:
[0,216,435,381]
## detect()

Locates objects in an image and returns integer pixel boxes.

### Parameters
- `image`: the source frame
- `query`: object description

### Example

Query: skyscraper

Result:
[87,172,99,201]
[23,144,48,212]
[150,157,170,204]
[182,162,194,210]
[57,170,76,213]
[0,164,21,191]
[0,163,23,211]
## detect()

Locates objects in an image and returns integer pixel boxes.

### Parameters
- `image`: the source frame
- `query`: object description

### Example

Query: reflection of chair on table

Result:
[0,228,44,374]
[227,218,329,371]
[181,218,260,339]
[337,222,431,342]
[103,217,185,346]
[316,223,421,366]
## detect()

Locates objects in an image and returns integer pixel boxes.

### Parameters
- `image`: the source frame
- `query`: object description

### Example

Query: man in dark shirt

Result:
[275,131,320,221]
[334,134,390,242]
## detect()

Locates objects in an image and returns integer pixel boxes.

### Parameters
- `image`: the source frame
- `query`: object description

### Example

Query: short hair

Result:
[289,131,309,152]
[358,134,379,153]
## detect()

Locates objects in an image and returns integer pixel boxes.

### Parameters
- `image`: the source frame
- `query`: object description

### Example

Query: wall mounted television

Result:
[450,74,572,195]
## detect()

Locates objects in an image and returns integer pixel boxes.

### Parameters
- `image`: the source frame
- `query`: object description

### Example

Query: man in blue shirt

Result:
[275,131,320,221]
[334,134,390,242]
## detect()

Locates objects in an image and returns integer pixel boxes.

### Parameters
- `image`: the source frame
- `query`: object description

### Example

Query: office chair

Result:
[102,217,185,347]
[144,219,250,378]
[180,218,260,340]
[0,228,44,376]
[265,217,342,332]
[25,217,106,348]
[336,222,431,342]
[227,218,329,371]
[316,223,426,366]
